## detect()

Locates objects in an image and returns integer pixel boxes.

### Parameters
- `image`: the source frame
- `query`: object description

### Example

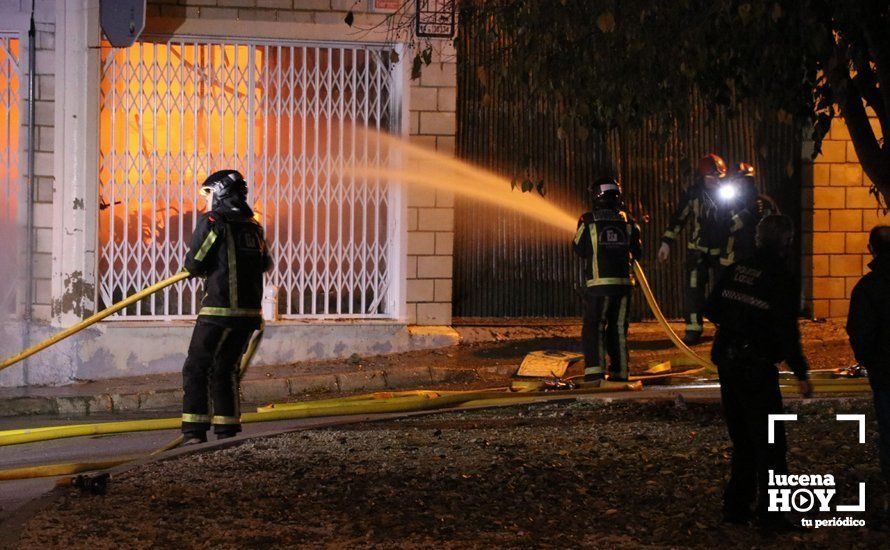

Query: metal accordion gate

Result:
[98,37,402,320]
[0,34,20,317]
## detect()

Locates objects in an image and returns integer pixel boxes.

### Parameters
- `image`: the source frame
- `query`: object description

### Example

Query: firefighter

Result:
[657,153,734,345]
[846,225,890,529]
[573,176,642,383]
[703,215,812,531]
[720,163,778,267]
[180,170,272,444]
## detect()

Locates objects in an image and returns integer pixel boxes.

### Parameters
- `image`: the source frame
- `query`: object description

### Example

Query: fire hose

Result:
[632,261,716,375]
[0,384,643,481]
[0,262,864,482]
[0,271,191,372]
[0,262,708,379]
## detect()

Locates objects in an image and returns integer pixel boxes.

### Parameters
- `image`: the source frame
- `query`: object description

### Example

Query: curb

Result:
[0,365,503,418]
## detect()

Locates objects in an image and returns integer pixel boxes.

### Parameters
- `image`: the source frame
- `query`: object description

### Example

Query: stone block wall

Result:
[0,0,56,321]
[405,40,456,325]
[802,112,887,319]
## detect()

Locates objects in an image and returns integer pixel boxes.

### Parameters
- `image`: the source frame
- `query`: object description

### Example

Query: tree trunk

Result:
[846,19,890,208]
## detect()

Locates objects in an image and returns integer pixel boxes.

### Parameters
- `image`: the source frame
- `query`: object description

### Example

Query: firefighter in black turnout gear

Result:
[658,154,734,345]
[180,170,272,444]
[721,163,778,267]
[704,215,812,530]
[573,177,642,383]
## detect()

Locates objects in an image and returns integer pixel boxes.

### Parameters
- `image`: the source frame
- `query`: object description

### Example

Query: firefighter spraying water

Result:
[0,133,850,497]
[180,170,272,444]
[573,177,642,384]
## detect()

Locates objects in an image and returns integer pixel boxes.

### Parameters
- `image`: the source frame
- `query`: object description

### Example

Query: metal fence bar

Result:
[98,37,398,320]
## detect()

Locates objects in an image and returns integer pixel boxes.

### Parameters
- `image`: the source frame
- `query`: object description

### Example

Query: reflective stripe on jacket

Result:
[184,208,272,319]
[661,184,732,253]
[573,208,642,293]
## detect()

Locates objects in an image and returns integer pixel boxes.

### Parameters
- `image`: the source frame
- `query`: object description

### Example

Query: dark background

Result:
[452,14,803,320]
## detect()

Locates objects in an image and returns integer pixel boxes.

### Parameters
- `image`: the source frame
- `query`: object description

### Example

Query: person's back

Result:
[706,249,804,374]
[703,214,810,531]
[180,170,271,444]
[847,226,890,518]
[189,206,270,321]
[574,206,640,293]
[573,177,641,383]
[847,229,890,390]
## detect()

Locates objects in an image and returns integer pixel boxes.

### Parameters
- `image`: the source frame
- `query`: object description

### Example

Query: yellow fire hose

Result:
[0,382,641,448]
[0,458,139,482]
[0,262,865,483]
[0,271,191,372]
[632,261,716,374]
[0,383,642,480]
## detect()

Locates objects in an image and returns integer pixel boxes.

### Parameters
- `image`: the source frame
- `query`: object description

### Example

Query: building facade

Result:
[0,0,458,386]
[0,0,882,387]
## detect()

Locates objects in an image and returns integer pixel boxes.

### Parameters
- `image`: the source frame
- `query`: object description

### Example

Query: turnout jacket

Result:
[573,208,642,295]
[846,256,890,390]
[184,199,272,322]
[703,250,808,380]
[661,183,732,254]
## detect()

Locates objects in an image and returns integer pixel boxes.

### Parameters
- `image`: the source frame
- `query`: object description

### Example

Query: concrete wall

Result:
[802,111,887,319]
[1,320,457,385]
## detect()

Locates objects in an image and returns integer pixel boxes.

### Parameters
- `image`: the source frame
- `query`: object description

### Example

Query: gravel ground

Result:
[18,397,886,549]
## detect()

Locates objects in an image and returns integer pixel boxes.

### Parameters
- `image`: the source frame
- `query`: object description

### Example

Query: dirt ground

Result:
[18,397,885,549]
[277,319,855,383]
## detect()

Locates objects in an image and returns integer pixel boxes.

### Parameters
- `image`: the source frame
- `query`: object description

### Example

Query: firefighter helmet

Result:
[588,176,623,202]
[697,154,727,179]
[735,162,756,180]
[200,170,248,208]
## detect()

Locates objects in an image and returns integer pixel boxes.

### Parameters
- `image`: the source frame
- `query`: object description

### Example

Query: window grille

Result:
[0,35,20,316]
[98,38,401,319]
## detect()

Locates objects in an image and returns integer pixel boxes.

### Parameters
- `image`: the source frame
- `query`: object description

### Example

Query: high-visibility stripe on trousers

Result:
[181,318,253,437]
[684,251,723,334]
[581,290,631,381]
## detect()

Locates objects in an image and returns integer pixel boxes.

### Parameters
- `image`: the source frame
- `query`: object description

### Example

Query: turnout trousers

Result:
[717,357,788,520]
[581,289,631,381]
[181,317,255,438]
[685,249,723,335]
